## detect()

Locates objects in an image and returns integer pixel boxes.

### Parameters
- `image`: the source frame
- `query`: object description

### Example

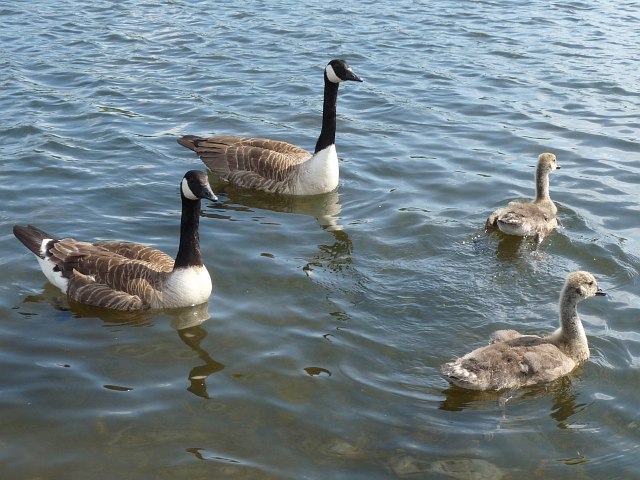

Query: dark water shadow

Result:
[22,285,224,399]
[473,228,561,262]
[440,373,586,429]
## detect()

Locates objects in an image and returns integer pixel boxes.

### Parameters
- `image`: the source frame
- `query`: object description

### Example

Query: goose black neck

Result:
[174,196,203,269]
[314,77,340,154]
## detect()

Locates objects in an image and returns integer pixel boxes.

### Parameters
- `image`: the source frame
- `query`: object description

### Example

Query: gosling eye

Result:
[587,281,594,286]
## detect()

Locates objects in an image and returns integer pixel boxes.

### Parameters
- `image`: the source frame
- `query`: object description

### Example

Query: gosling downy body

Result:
[178,59,363,195]
[441,271,606,391]
[14,170,217,311]
[486,152,560,246]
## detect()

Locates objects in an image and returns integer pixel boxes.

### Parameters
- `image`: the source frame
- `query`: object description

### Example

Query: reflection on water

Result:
[441,374,585,429]
[305,228,353,275]
[176,323,225,399]
[169,303,225,399]
[203,186,353,274]
[22,285,223,399]
[206,182,344,231]
[24,283,154,326]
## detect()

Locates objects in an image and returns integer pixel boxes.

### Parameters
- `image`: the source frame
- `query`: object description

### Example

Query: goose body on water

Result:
[441,271,606,391]
[13,171,217,311]
[486,152,560,246]
[178,59,363,195]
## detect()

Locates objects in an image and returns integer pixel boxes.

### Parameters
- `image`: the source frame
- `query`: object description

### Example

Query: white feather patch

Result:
[325,64,342,84]
[154,266,212,309]
[295,144,339,195]
[39,238,52,257]
[36,255,69,293]
[181,178,198,200]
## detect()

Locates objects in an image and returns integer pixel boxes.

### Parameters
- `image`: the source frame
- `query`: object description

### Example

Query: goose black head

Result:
[325,59,363,84]
[181,170,218,202]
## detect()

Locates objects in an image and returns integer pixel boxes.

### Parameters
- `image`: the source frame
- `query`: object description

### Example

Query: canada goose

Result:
[177,59,363,195]
[486,152,560,246]
[441,271,606,391]
[13,170,217,311]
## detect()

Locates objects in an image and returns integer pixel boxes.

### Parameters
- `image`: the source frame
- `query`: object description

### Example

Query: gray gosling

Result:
[441,271,606,391]
[486,152,560,247]
[178,59,363,195]
[13,171,217,311]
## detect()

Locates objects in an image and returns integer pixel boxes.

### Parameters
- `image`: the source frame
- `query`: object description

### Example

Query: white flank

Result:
[36,254,69,293]
[295,144,339,195]
[181,178,198,200]
[155,266,212,309]
[325,64,342,84]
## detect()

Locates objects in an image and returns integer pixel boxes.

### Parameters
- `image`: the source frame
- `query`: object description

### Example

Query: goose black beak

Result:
[346,71,363,82]
[595,288,606,296]
[203,188,218,202]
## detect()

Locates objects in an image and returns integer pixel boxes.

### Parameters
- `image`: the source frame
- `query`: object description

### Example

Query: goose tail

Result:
[177,135,201,152]
[13,225,56,257]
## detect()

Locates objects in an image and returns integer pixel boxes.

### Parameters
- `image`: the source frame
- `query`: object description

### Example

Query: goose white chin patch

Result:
[181,178,198,200]
[325,64,342,84]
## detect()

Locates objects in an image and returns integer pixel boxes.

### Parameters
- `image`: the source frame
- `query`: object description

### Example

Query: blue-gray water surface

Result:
[1,0,639,478]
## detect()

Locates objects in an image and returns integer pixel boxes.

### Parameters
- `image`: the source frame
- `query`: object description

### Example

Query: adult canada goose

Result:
[441,271,606,391]
[177,59,363,195]
[486,152,560,247]
[13,170,217,311]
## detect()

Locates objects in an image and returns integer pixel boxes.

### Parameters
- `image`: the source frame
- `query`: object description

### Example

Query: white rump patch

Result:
[36,255,69,293]
[325,64,342,84]
[181,177,198,200]
[39,238,52,257]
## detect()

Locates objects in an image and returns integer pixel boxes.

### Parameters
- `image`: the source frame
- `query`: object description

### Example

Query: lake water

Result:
[1,0,639,478]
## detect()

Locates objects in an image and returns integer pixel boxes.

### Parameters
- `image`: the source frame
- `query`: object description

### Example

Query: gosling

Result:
[486,152,560,247]
[441,271,606,391]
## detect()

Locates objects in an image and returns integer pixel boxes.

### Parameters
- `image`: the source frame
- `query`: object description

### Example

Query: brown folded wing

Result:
[48,238,172,310]
[178,135,312,193]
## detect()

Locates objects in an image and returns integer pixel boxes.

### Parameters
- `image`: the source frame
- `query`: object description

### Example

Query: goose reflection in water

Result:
[21,286,223,399]
[440,374,584,430]
[202,187,353,273]
[171,304,224,399]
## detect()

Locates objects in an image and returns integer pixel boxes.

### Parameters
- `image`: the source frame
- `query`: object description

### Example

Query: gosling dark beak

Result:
[595,288,606,296]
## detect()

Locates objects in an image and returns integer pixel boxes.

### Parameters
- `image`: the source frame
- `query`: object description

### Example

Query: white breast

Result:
[294,144,339,195]
[154,266,212,309]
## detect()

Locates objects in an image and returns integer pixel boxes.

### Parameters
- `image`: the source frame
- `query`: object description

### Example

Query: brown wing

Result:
[68,270,147,311]
[48,238,170,307]
[178,135,312,192]
[96,241,174,271]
